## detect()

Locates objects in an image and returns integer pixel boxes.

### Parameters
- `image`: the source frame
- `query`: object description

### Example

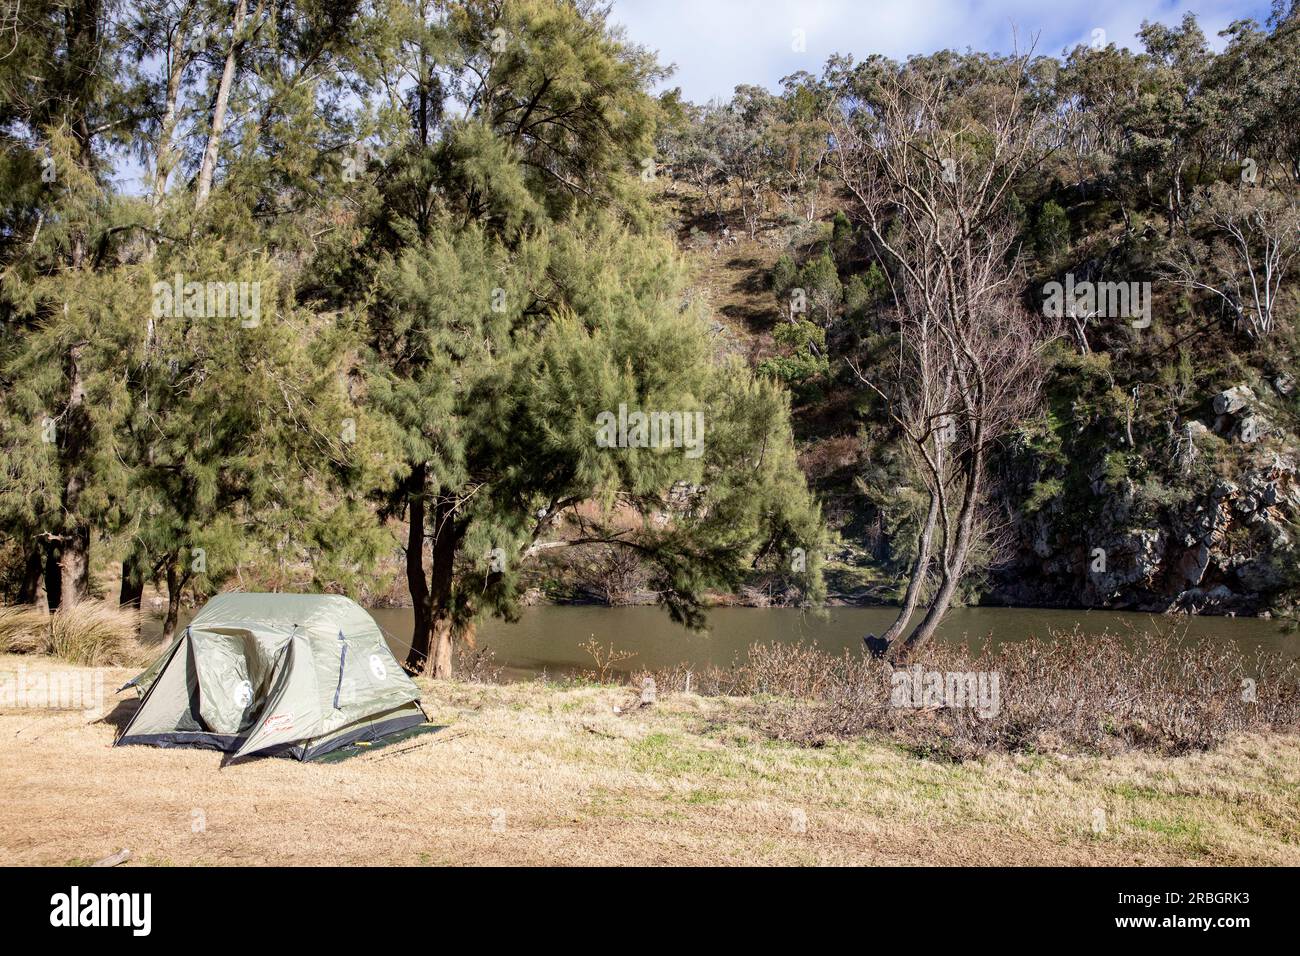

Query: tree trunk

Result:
[427,497,462,679]
[896,560,960,660]
[405,487,464,679]
[878,488,940,648]
[58,526,91,607]
[194,0,249,210]
[42,542,61,612]
[403,464,432,674]
[429,615,454,678]
[52,5,98,610]
[151,16,191,209]
[16,545,44,604]
[161,558,183,641]
[58,336,92,608]
[119,552,144,609]
[892,447,983,660]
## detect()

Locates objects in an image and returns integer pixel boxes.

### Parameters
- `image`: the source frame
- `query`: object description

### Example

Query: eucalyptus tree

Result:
[1165,182,1300,341]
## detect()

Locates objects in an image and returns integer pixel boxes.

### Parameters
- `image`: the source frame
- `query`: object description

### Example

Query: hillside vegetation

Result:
[653,7,1300,627]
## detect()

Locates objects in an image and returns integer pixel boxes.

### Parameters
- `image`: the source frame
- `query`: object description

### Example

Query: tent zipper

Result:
[332,629,348,709]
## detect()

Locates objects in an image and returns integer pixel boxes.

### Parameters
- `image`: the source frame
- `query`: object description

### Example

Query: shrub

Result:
[1034,200,1070,261]
[770,253,797,294]
[641,628,1300,758]
[455,645,504,684]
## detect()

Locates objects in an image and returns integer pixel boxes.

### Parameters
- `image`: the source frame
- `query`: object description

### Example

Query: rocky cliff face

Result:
[991,385,1300,615]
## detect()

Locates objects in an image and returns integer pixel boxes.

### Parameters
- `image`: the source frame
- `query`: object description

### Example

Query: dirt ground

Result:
[2,653,1298,866]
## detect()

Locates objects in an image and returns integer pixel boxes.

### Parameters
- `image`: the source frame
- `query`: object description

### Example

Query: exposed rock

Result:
[1249,474,1281,507]
[985,388,1297,617]
[1268,452,1298,476]
[1087,462,1108,496]
[1097,481,1136,526]
[1084,528,1165,603]
[1211,478,1237,499]
[1182,498,1229,546]
[1238,413,1269,443]
[1237,557,1284,592]
[1213,384,1255,416]
[1031,514,1054,558]
[1175,543,1211,587]
[1233,489,1261,514]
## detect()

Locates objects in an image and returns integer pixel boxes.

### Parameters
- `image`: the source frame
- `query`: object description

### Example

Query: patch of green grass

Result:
[683,787,726,805]
[630,732,702,776]
[583,786,636,818]
[1109,782,1166,800]
[1127,814,1212,854]
[628,731,756,783]
[1128,816,1197,837]
[1014,754,1051,774]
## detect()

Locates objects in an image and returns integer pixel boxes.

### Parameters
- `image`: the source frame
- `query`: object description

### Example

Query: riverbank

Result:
[2,653,1297,866]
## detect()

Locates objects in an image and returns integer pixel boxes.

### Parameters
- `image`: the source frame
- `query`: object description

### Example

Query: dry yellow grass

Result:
[0,603,147,667]
[1,652,1297,866]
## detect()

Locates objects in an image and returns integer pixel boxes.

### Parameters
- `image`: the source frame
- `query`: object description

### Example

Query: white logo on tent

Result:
[234,680,253,708]
[369,654,387,680]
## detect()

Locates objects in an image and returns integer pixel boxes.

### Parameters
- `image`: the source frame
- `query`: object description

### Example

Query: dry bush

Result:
[645,628,1300,758]
[455,645,504,684]
[633,662,733,695]
[574,545,651,605]
[578,637,638,684]
[0,602,145,667]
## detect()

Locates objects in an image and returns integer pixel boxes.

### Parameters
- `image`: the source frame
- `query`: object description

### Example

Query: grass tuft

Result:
[0,602,145,667]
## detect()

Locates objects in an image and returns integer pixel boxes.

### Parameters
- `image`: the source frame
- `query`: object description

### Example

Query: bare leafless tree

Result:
[1165,182,1300,340]
[832,52,1059,658]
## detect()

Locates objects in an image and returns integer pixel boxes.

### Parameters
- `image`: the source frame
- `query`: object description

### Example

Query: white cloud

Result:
[609,0,1274,102]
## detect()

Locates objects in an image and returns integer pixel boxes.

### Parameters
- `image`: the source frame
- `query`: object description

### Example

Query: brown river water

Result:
[362,605,1300,679]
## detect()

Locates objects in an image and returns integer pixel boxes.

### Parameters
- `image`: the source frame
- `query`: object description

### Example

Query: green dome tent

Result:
[116,593,427,762]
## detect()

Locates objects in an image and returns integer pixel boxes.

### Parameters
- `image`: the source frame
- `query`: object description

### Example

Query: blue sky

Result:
[608,0,1276,103]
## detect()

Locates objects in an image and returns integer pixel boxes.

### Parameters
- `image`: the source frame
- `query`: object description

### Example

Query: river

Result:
[367,605,1300,678]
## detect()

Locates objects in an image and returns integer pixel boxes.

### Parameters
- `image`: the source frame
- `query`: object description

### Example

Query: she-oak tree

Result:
[317,0,825,676]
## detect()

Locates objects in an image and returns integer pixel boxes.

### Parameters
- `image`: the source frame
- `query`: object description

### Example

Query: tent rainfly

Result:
[116,593,427,762]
